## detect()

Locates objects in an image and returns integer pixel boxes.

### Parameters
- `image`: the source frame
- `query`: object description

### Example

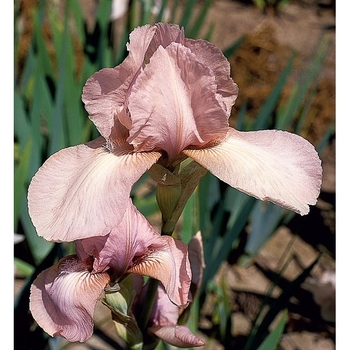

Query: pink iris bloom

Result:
[29,201,191,342]
[132,231,205,348]
[28,22,322,243]
[147,284,205,347]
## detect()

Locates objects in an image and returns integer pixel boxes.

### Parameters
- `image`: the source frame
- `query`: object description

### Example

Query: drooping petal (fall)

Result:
[128,234,192,307]
[28,137,161,242]
[76,200,164,276]
[75,200,192,306]
[184,128,322,215]
[128,42,229,158]
[29,255,110,342]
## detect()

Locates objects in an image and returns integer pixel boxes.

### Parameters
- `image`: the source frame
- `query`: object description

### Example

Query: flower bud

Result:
[103,276,143,349]
[149,164,182,234]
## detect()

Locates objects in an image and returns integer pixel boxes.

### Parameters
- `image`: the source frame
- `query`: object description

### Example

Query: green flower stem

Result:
[138,161,207,338]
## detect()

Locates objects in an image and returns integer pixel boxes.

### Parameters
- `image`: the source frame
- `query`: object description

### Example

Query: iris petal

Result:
[29,256,110,342]
[128,43,229,158]
[74,201,192,307]
[147,284,204,347]
[185,37,239,114]
[184,128,322,215]
[128,235,191,307]
[28,137,161,242]
[82,25,157,140]
[149,325,205,348]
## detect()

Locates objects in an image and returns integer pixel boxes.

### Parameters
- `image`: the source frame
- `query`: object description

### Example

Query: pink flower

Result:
[132,231,206,348]
[147,284,205,348]
[28,23,322,243]
[29,201,191,342]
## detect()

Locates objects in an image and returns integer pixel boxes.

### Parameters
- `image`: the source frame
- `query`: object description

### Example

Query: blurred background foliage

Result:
[14,0,335,349]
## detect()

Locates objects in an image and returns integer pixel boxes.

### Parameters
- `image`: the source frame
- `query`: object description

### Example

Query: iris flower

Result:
[29,200,191,342]
[146,284,205,347]
[28,22,321,242]
[131,231,205,348]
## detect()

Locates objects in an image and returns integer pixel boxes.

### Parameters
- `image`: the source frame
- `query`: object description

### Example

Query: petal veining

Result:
[82,25,157,140]
[29,257,110,342]
[185,37,239,114]
[128,235,192,307]
[128,43,228,158]
[76,200,162,276]
[149,325,205,348]
[184,128,322,215]
[28,138,161,242]
[82,67,133,140]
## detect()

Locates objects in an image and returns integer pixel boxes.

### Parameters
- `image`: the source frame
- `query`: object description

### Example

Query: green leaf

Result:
[17,43,36,93]
[252,52,295,131]
[187,0,212,38]
[19,197,53,265]
[276,36,330,131]
[47,3,71,155]
[14,90,31,148]
[29,69,54,158]
[14,139,32,231]
[141,0,154,24]
[131,173,159,218]
[32,4,55,80]
[241,201,286,265]
[256,309,288,350]
[317,125,334,153]
[252,0,266,9]
[61,24,86,146]
[14,258,35,277]
[200,183,256,290]
[210,195,256,273]
[95,0,114,68]
[156,0,169,22]
[179,0,196,31]
[66,0,85,41]
[169,0,180,23]
[181,189,199,244]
